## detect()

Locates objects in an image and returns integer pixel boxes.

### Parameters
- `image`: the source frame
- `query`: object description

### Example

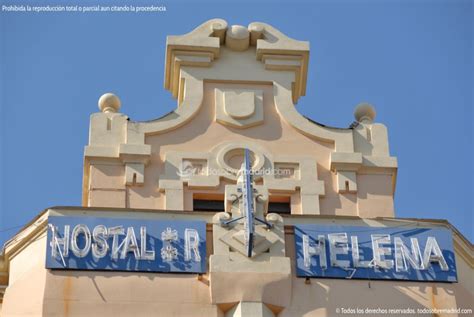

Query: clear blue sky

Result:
[1,0,472,245]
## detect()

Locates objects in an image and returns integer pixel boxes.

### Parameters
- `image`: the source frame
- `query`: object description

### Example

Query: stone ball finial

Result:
[226,25,250,51]
[211,22,227,44]
[249,23,264,46]
[98,93,121,113]
[266,213,283,224]
[354,102,376,123]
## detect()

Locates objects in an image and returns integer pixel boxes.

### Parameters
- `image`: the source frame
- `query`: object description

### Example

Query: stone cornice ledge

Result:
[165,19,227,96]
[250,21,309,102]
[330,152,398,171]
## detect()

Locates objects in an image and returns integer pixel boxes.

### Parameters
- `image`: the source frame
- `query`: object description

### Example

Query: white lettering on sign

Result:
[303,234,327,269]
[49,224,70,259]
[371,234,394,270]
[92,225,108,259]
[351,236,370,268]
[328,233,350,268]
[184,228,201,262]
[139,226,155,261]
[394,237,423,272]
[70,224,91,258]
[121,227,140,259]
[109,226,125,261]
[423,237,449,271]
[302,233,449,272]
[49,224,200,263]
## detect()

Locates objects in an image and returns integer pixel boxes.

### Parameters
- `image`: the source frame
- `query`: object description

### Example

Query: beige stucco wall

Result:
[87,82,395,218]
[0,209,472,317]
[1,20,470,317]
[82,20,398,219]
[1,232,47,315]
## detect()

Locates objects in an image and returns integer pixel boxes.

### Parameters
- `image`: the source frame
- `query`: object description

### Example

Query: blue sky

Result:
[0,0,472,244]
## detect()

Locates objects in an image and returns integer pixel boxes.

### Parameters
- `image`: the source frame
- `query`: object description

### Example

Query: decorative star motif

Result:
[161,245,178,262]
[161,227,178,242]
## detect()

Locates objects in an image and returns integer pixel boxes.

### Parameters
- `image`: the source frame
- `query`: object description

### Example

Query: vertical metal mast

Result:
[242,149,255,257]
[221,148,273,257]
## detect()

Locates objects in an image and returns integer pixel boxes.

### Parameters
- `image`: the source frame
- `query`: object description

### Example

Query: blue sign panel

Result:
[294,225,457,282]
[46,216,206,273]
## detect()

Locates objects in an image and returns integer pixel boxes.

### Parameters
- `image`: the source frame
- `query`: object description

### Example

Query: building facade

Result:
[0,19,472,316]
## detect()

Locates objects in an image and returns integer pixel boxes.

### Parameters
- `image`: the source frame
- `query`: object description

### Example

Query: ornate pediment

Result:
[164,19,309,103]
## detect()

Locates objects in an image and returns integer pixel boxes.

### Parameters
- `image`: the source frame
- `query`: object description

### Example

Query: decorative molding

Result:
[215,88,264,128]
[164,19,309,103]
[164,19,227,95]
[215,143,266,178]
[250,21,309,103]
[210,212,292,308]
[83,19,399,215]
[158,142,325,215]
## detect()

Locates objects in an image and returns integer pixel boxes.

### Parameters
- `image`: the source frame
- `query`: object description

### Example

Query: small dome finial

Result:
[226,25,250,51]
[354,103,376,123]
[98,93,121,113]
